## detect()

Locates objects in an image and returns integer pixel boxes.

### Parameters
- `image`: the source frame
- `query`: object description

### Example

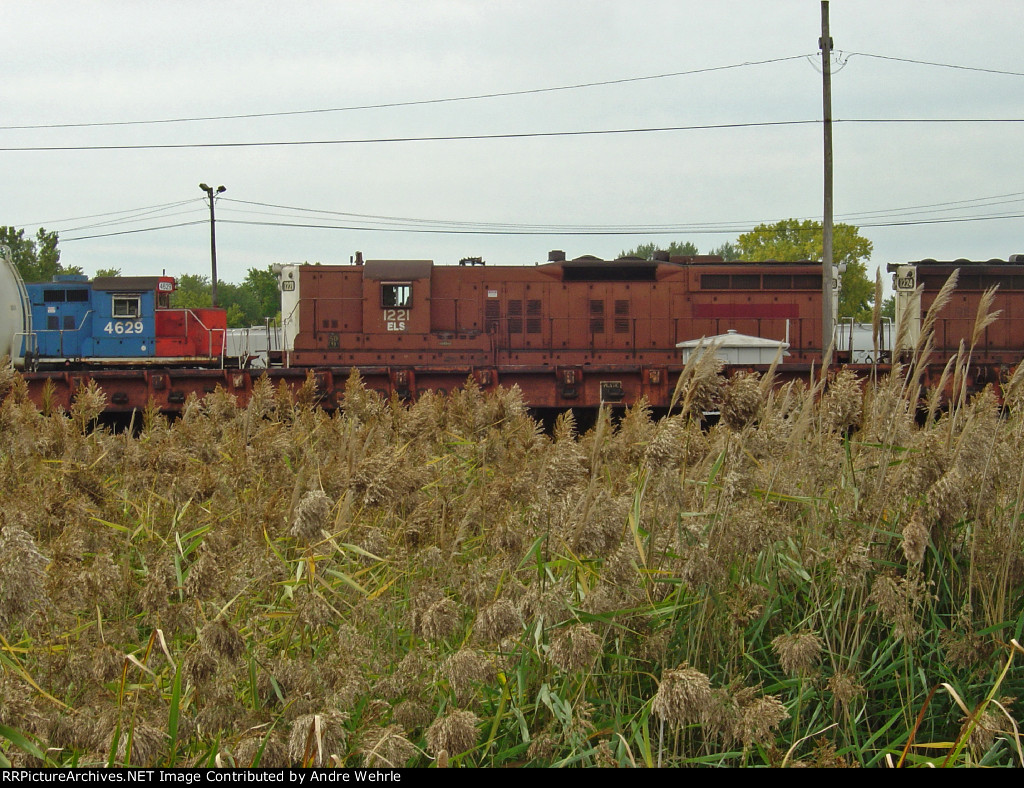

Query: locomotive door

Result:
[488,282,550,362]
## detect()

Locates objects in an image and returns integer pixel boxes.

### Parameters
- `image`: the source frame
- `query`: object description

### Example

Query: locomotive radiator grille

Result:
[614,299,630,334]
[508,299,523,334]
[485,299,500,333]
[527,299,542,334]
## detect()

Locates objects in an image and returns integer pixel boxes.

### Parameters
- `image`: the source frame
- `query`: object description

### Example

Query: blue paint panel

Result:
[26,281,93,359]
[26,280,157,360]
[89,290,157,358]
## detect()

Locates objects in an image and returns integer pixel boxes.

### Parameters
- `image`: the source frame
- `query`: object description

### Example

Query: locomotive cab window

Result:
[381,283,412,308]
[112,295,141,319]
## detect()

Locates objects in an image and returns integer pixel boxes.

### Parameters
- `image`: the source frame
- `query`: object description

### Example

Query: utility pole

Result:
[820,1,835,353]
[199,183,226,306]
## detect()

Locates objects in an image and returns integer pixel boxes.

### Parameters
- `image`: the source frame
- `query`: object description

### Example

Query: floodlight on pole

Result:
[199,183,226,306]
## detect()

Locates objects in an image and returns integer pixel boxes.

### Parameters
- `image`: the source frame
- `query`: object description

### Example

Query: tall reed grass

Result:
[0,339,1022,767]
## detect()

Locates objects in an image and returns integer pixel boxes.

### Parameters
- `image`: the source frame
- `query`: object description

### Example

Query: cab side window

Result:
[112,296,141,318]
[381,283,412,308]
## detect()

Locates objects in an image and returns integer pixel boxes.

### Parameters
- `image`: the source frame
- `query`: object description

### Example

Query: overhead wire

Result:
[60,209,1024,242]
[61,221,207,242]
[14,50,1023,241]
[845,51,1024,78]
[216,192,1024,233]
[59,204,208,234]
[0,54,816,132]
[10,198,204,227]
[4,49,1021,135]
[0,120,821,152]
[56,189,1024,242]
[4,117,1024,154]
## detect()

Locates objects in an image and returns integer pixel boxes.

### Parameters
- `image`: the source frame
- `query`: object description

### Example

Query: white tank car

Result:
[0,245,31,369]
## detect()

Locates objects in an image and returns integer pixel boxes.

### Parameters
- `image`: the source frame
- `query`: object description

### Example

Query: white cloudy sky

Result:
[2,1,1022,287]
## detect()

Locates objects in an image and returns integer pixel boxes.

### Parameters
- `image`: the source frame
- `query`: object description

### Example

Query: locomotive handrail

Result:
[836,316,894,364]
[279,299,301,368]
[483,313,824,361]
[32,309,94,358]
[15,332,38,369]
[180,308,227,368]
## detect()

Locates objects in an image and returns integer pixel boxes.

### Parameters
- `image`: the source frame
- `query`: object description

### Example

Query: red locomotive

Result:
[889,255,1024,394]
[272,251,830,409]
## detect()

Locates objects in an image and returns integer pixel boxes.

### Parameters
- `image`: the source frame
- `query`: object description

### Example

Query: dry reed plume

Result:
[0,351,1022,768]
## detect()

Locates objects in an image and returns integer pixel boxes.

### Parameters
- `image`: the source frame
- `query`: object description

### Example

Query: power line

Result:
[61,221,207,242]
[52,187,1024,242]
[218,199,723,231]
[60,205,207,234]
[220,192,1024,232]
[212,212,1024,236]
[835,191,1024,220]
[0,120,820,152]
[0,55,815,132]
[10,198,203,228]
[846,51,1024,78]
[4,48,1019,133]
[218,218,745,236]
[59,208,1024,243]
[5,117,1023,153]
[858,212,1024,229]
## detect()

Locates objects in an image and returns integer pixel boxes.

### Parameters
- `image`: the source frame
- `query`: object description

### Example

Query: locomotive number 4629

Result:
[103,320,145,335]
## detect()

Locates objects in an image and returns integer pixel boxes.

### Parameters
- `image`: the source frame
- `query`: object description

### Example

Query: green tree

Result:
[708,241,741,261]
[170,273,213,309]
[224,303,247,328]
[621,240,742,261]
[168,268,280,328]
[95,267,122,278]
[243,266,282,322]
[735,219,875,320]
[619,241,700,259]
[1,226,72,282]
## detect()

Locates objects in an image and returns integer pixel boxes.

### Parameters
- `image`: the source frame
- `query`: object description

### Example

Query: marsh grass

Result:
[0,352,1022,767]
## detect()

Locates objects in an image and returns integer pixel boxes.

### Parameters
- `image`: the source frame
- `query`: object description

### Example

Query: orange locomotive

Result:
[273,251,831,409]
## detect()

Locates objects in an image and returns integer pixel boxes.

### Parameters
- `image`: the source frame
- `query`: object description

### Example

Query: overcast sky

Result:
[3,1,1022,289]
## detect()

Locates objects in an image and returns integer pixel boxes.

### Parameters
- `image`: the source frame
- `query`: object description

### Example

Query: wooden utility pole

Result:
[199,183,226,307]
[820,0,835,352]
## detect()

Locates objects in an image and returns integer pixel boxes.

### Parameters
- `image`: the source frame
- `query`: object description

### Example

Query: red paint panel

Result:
[156,309,227,358]
[693,303,799,319]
